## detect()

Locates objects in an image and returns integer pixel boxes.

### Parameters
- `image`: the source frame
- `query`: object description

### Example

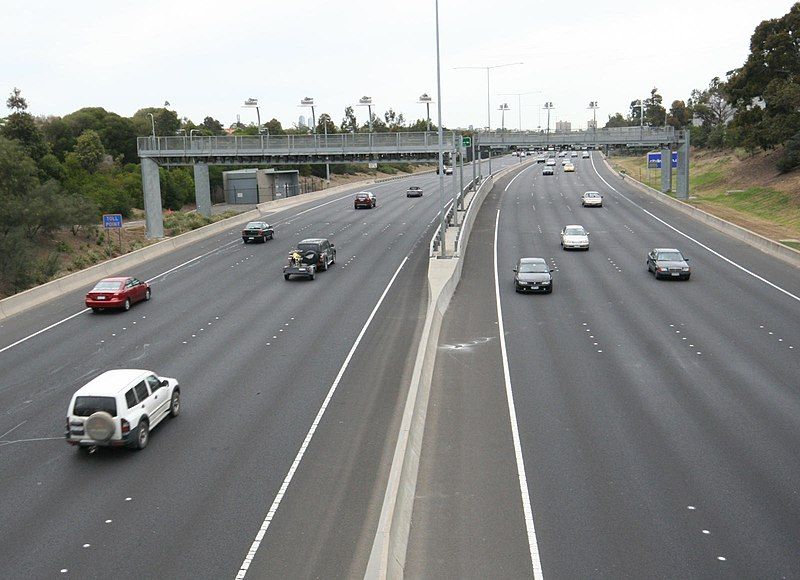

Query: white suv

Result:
[66,369,180,452]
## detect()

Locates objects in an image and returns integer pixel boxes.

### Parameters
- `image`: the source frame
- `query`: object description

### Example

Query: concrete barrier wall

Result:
[0,175,416,321]
[601,156,800,268]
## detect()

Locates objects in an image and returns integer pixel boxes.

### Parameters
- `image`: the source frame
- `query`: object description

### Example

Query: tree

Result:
[71,129,106,172]
[2,89,48,160]
[6,87,27,112]
[692,77,733,127]
[726,3,800,151]
[315,113,337,134]
[264,118,285,135]
[201,116,225,135]
[132,107,180,137]
[644,88,666,126]
[341,106,357,132]
[667,100,692,129]
[384,108,406,131]
[778,130,800,172]
[604,112,630,128]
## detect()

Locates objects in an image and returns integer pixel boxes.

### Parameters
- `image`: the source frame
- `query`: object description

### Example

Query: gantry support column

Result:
[193,162,212,217]
[141,158,164,239]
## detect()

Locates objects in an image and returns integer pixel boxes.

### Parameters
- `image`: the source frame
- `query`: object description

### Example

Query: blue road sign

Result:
[103,214,123,228]
[647,152,678,169]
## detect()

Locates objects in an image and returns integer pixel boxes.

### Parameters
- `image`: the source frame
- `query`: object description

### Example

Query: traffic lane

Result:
[243,222,432,578]
[500,164,800,576]
[0,174,456,577]
[406,169,534,579]
[0,170,449,349]
[584,154,800,297]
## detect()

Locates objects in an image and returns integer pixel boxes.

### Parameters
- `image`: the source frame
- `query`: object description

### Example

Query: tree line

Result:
[603,3,800,172]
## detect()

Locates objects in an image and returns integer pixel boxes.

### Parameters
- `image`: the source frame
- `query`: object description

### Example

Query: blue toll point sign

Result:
[647,152,678,169]
[103,214,123,228]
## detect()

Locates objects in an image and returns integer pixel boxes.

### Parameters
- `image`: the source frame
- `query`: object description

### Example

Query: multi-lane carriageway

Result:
[1,152,799,579]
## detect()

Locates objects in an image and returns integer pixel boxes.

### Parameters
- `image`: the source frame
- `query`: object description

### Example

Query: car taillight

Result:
[121,419,130,434]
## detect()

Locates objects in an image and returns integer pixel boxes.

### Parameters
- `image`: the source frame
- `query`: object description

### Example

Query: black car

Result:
[284,238,336,280]
[406,186,423,197]
[242,221,274,243]
[513,257,553,293]
[647,248,691,280]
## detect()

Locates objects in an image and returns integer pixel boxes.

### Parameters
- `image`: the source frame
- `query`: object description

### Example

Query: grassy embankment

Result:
[607,149,800,248]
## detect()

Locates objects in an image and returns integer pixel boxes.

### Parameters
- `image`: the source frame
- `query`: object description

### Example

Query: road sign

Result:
[462,136,472,147]
[647,152,677,169]
[102,214,122,228]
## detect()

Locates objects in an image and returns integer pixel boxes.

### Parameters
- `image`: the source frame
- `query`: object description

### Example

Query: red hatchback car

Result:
[354,191,376,209]
[85,277,151,312]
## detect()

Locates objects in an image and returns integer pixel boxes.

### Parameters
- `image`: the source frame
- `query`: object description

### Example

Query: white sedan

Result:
[581,191,603,207]
[560,224,590,250]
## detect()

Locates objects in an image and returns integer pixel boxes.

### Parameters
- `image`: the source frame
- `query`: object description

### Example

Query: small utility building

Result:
[222,168,301,204]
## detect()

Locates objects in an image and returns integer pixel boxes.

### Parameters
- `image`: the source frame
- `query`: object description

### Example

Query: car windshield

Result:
[297,243,320,252]
[356,194,369,199]
[245,222,264,229]
[519,263,548,273]
[73,396,117,417]
[565,227,585,236]
[585,192,599,197]
[657,251,683,261]
[92,280,123,291]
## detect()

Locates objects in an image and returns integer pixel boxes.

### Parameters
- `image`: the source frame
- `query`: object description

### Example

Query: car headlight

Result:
[682,267,690,271]
[541,280,551,285]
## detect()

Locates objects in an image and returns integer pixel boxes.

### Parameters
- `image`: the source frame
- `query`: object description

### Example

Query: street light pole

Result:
[243,98,261,133]
[588,101,599,145]
[499,91,541,131]
[454,61,523,132]
[498,103,509,132]
[299,97,316,133]
[357,96,374,132]
[418,93,434,132]
[543,102,554,143]
[435,0,446,256]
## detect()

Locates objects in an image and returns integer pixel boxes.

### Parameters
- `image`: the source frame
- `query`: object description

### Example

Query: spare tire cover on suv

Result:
[302,250,320,265]
[85,411,115,441]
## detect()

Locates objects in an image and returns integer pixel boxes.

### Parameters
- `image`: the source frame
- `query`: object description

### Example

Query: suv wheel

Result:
[169,390,181,417]
[135,420,149,450]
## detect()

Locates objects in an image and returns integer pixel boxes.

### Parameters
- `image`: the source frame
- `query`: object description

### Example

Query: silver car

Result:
[561,224,590,250]
[581,191,603,207]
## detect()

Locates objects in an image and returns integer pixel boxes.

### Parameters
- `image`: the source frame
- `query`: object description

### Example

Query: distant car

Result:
[647,248,691,280]
[571,152,578,158]
[581,191,603,207]
[543,166,555,176]
[564,162,575,172]
[513,257,553,293]
[561,158,570,166]
[65,369,180,452]
[582,151,590,159]
[354,191,376,209]
[406,186,423,198]
[546,158,556,166]
[558,151,566,158]
[284,238,336,280]
[560,224,590,250]
[519,151,527,157]
[242,221,274,243]
[444,166,454,175]
[86,277,150,313]
[536,155,546,163]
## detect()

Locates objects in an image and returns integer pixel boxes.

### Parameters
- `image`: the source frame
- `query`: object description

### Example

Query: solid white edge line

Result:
[235,254,409,579]
[493,208,544,579]
[589,154,800,303]
[504,163,533,192]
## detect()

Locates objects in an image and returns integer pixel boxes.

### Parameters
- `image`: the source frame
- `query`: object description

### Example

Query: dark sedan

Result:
[85,277,150,312]
[647,248,691,280]
[513,257,553,293]
[242,221,274,243]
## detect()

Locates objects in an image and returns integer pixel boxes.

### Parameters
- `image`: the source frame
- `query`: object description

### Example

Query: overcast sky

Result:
[1,0,794,133]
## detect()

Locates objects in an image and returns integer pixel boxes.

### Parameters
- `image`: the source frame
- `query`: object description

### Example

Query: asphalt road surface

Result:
[0,156,518,580]
[407,152,800,578]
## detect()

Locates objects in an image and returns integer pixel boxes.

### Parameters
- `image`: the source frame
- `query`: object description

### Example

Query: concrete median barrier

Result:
[366,160,534,579]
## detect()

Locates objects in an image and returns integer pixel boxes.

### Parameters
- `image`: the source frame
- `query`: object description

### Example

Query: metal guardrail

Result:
[137,131,457,157]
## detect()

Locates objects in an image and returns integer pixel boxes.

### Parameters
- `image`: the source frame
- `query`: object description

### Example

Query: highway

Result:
[407,152,800,578]
[0,157,517,579]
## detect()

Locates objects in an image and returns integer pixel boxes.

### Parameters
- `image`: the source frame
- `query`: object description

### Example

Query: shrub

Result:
[777,132,800,173]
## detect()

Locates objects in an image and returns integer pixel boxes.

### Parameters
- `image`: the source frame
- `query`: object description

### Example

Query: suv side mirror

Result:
[160,379,168,388]
[330,243,335,247]
[512,268,518,272]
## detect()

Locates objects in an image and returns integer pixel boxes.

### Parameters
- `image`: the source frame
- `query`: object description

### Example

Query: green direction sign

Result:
[462,136,471,147]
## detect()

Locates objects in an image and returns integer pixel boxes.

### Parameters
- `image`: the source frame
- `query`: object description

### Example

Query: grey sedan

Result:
[513,257,553,293]
[647,248,691,280]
